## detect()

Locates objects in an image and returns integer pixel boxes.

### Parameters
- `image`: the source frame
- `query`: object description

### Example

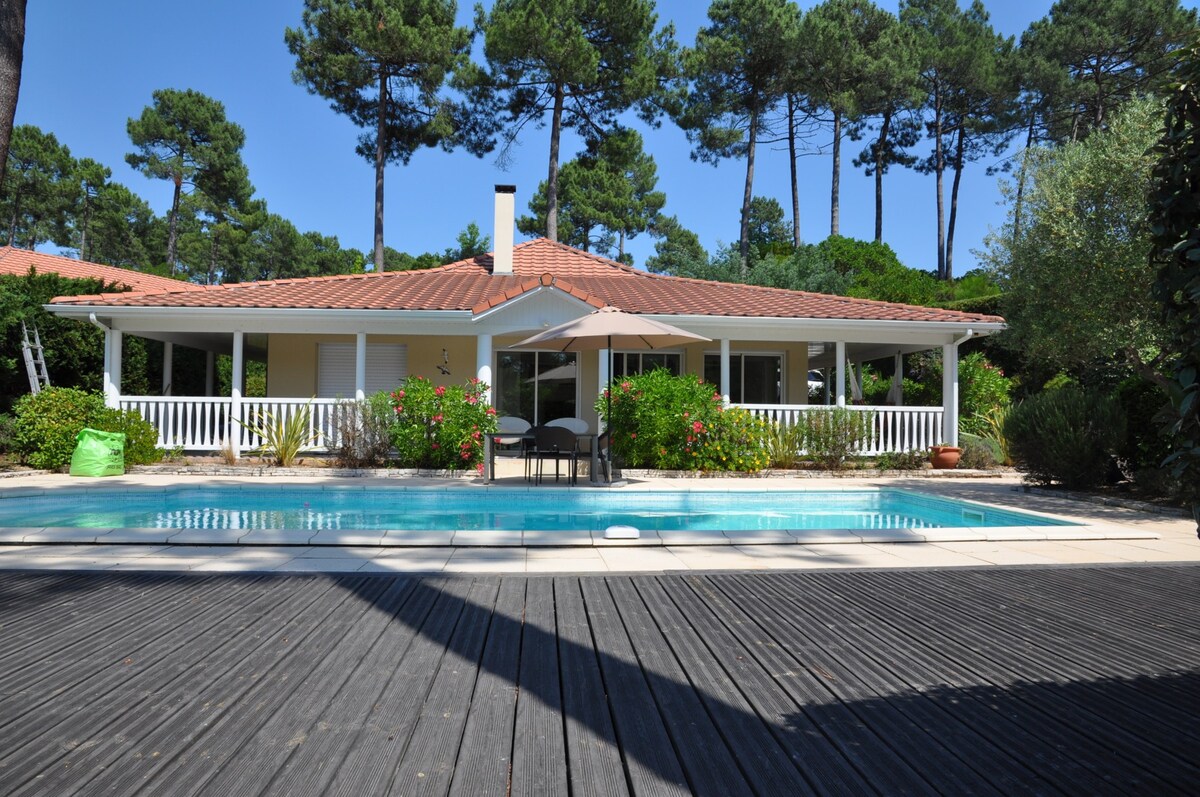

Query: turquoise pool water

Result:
[0,488,1071,532]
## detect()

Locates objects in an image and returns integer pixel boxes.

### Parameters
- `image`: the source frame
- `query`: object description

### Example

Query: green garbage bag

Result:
[69,428,126,477]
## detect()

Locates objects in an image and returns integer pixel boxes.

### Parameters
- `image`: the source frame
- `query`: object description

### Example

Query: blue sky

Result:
[15,1,1184,274]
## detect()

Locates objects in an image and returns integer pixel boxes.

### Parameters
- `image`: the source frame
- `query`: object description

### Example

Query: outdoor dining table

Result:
[484,431,600,485]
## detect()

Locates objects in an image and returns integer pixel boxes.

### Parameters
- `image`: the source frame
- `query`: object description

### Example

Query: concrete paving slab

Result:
[787,529,861,544]
[169,529,246,545]
[307,531,386,547]
[522,530,593,547]
[452,530,526,547]
[273,557,369,573]
[380,529,456,547]
[444,549,527,572]
[597,548,687,572]
[721,529,796,545]
[100,528,176,545]
[237,529,315,546]
[22,527,114,544]
[656,529,731,546]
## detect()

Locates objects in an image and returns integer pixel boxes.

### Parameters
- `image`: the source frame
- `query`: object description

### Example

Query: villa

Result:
[41,186,1004,456]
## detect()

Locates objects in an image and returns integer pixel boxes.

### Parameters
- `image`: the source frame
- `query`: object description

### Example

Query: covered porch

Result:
[95,322,967,459]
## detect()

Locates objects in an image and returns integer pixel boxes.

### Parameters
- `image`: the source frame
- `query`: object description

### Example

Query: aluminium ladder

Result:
[21,321,51,394]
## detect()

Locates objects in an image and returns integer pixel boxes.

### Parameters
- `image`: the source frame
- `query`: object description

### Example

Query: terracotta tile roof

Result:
[48,238,1004,325]
[0,247,203,294]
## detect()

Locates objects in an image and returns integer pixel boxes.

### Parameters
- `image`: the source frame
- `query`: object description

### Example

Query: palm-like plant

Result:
[237,400,319,467]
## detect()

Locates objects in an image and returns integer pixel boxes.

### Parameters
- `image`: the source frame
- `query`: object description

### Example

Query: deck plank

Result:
[508,577,568,797]
[554,576,631,797]
[447,577,525,797]
[0,565,1196,796]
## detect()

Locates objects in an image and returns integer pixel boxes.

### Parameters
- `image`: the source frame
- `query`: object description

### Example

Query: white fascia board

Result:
[470,285,597,325]
[649,314,1005,344]
[44,304,473,335]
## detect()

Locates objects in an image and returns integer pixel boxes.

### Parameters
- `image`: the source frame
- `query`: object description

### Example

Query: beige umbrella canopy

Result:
[512,306,710,483]
[512,305,710,352]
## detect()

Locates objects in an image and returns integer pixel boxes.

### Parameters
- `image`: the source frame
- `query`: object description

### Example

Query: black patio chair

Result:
[532,425,579,486]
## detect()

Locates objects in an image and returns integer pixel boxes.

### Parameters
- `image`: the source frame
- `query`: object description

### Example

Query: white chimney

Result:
[492,184,515,275]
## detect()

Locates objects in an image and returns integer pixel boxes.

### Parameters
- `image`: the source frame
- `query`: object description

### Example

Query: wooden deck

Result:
[0,564,1197,795]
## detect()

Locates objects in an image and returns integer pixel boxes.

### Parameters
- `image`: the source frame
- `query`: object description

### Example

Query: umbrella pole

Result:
[606,335,612,485]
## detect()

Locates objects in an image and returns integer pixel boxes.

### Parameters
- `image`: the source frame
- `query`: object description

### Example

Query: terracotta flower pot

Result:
[930,445,962,470]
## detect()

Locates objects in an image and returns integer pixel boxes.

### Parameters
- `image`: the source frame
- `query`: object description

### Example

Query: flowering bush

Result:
[596,369,770,472]
[388,376,497,470]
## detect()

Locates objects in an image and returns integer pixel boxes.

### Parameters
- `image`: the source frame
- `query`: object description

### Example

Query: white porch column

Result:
[719,339,731,403]
[835,341,846,408]
[475,333,493,405]
[230,331,244,458]
[942,342,959,446]
[598,347,610,429]
[109,330,123,409]
[162,342,173,396]
[101,329,114,407]
[205,351,215,397]
[354,332,367,401]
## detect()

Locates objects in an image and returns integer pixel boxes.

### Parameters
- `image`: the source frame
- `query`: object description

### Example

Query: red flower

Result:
[431,443,440,449]
[486,407,497,416]
[693,420,703,433]
[396,389,405,399]
[432,413,444,423]
[434,385,446,397]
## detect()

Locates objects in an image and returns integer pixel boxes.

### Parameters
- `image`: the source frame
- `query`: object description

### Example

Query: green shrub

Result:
[14,387,105,469]
[958,433,1001,469]
[1004,387,1126,488]
[875,449,927,470]
[0,413,14,453]
[333,392,395,468]
[800,408,873,470]
[92,407,162,466]
[389,376,497,470]
[12,387,162,469]
[959,353,1012,436]
[598,369,770,471]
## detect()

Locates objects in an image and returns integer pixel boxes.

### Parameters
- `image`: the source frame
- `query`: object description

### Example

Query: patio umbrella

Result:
[511,306,711,483]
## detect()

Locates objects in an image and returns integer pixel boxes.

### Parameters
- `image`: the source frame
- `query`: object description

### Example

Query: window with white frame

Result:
[703,352,784,404]
[317,343,407,398]
[612,351,682,377]
[494,350,577,425]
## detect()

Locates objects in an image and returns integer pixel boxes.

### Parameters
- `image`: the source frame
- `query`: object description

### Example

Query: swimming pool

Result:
[0,488,1071,532]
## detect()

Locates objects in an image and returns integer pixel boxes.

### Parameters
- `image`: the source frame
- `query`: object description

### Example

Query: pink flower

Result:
[394,405,403,413]
[486,407,497,416]
[630,432,637,439]
[475,463,484,474]
[431,443,440,449]
[396,389,405,399]
[434,385,446,397]
[465,395,478,404]
[432,413,444,423]
[621,381,632,391]
[693,420,703,433]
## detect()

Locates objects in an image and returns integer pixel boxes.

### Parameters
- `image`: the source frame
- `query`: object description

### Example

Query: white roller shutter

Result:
[317,343,407,398]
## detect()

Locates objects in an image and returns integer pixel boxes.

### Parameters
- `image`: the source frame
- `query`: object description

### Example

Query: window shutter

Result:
[318,343,407,398]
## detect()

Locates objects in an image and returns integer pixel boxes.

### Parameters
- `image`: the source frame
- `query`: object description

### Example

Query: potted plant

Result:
[929,443,962,469]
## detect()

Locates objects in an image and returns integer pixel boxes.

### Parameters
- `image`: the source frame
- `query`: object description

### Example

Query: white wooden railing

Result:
[735,404,944,456]
[120,396,344,452]
[123,397,943,457]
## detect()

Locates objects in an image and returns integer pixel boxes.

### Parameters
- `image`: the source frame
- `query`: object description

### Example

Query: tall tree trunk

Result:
[7,203,16,246]
[619,229,625,261]
[79,195,91,261]
[166,176,182,272]
[739,109,758,277]
[207,230,218,285]
[1012,113,1036,247]
[945,125,966,281]
[830,110,841,237]
[788,94,800,248]
[0,0,27,196]
[873,109,892,243]
[546,83,565,243]
[373,67,388,272]
[933,88,946,280]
